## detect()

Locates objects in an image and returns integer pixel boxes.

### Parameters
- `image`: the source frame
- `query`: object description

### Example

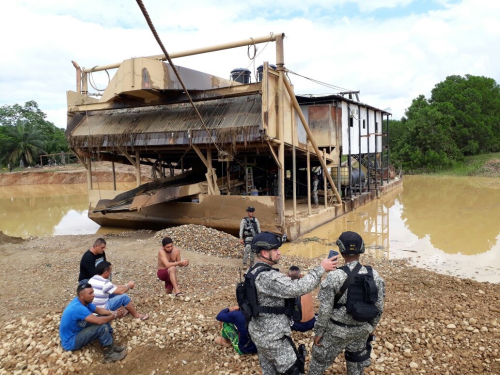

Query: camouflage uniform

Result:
[240,217,261,266]
[312,178,319,206]
[248,261,325,374]
[309,261,385,375]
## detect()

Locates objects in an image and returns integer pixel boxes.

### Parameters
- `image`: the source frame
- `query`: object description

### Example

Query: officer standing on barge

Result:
[239,206,261,267]
[248,232,338,374]
[309,231,385,375]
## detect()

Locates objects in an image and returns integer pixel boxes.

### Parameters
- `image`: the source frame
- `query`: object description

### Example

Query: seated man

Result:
[89,261,148,320]
[79,238,107,282]
[157,237,189,296]
[59,282,127,362]
[288,265,317,332]
[215,305,257,355]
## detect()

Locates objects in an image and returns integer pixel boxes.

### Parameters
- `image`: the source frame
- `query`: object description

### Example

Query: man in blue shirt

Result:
[59,282,128,362]
[215,305,257,355]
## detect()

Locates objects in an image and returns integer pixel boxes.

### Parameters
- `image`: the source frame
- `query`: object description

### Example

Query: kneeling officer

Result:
[309,231,385,375]
[246,232,338,374]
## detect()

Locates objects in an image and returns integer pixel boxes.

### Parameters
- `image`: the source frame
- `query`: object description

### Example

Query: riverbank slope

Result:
[0,228,498,374]
[0,162,152,186]
[412,152,500,178]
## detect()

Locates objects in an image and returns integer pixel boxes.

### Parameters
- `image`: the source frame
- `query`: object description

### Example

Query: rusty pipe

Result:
[71,60,81,93]
[83,33,283,73]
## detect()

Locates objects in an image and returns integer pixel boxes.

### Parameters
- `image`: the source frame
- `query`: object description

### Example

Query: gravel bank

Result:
[0,227,498,374]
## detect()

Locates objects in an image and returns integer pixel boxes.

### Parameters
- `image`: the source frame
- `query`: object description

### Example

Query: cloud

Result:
[1,0,499,127]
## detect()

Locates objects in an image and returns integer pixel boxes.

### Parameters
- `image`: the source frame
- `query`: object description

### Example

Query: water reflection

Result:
[282,176,500,282]
[400,176,500,254]
[0,185,97,238]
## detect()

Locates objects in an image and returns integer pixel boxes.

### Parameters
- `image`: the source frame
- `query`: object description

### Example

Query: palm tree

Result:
[0,122,46,166]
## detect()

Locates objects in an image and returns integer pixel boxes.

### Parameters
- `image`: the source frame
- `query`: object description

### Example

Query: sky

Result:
[1,0,499,128]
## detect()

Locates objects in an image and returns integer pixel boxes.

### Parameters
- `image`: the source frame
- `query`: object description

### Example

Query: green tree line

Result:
[389,74,500,172]
[0,101,68,168]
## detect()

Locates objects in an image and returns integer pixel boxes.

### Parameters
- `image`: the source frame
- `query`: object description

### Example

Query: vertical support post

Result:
[307,147,312,215]
[135,150,141,187]
[292,96,297,220]
[386,113,390,184]
[87,156,93,190]
[358,105,362,195]
[207,145,212,169]
[324,152,328,208]
[112,161,116,191]
[348,105,352,199]
[374,112,378,192]
[207,145,219,195]
[81,72,88,95]
[367,108,370,192]
[292,145,297,219]
[227,160,231,195]
[337,151,342,199]
[244,156,248,194]
[379,112,383,188]
[71,61,82,93]
[276,33,286,229]
[181,157,184,174]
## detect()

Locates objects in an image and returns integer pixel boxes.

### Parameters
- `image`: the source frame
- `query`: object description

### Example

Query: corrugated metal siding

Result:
[71,95,262,137]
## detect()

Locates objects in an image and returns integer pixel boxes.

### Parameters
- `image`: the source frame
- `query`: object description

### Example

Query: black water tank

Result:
[230,68,251,84]
[256,64,277,82]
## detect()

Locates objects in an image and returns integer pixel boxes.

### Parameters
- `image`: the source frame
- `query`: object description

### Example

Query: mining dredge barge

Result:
[66,33,402,240]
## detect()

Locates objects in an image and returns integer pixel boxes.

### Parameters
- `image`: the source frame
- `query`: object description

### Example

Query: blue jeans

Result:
[73,322,113,350]
[105,294,131,311]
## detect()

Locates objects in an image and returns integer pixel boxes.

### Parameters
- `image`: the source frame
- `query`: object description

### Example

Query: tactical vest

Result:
[334,264,380,322]
[242,217,258,238]
[236,264,301,324]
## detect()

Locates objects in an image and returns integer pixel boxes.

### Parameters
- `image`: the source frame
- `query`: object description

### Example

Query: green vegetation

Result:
[389,75,500,173]
[0,101,68,168]
[430,152,500,177]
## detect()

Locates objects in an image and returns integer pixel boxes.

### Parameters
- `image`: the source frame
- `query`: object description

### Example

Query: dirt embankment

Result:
[0,162,153,186]
[0,228,498,374]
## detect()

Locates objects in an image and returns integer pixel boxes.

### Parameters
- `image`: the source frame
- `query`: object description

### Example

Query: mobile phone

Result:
[328,250,339,259]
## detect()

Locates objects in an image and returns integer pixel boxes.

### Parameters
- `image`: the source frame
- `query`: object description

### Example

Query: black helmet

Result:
[251,232,287,253]
[246,206,255,212]
[336,231,365,254]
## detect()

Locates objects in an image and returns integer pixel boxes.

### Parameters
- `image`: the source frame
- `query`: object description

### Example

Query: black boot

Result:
[111,343,127,352]
[103,345,127,363]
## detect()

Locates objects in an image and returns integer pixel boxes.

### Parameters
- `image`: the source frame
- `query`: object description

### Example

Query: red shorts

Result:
[157,268,173,291]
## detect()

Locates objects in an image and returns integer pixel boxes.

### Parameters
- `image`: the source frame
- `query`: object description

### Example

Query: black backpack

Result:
[334,263,380,322]
[236,264,301,324]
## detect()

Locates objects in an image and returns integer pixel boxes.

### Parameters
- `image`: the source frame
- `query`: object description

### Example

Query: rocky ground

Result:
[0,227,499,375]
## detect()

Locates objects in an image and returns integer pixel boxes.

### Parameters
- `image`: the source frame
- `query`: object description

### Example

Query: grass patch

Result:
[431,152,500,177]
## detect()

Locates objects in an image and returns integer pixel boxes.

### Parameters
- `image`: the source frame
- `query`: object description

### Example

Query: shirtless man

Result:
[157,237,189,296]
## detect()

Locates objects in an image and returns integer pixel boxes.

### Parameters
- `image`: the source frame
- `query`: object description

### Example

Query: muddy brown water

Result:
[0,183,134,238]
[0,176,499,282]
[281,175,500,283]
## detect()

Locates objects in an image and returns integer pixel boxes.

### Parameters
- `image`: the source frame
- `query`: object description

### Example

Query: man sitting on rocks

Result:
[89,261,148,321]
[288,265,317,332]
[79,238,107,282]
[59,282,127,362]
[157,237,189,296]
[215,305,257,355]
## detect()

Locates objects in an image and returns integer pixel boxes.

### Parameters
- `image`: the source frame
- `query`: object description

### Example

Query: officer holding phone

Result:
[309,231,386,375]
[247,232,339,375]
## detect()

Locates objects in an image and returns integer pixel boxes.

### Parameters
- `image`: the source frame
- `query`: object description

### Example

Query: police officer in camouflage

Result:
[309,231,385,375]
[239,206,261,266]
[248,232,338,374]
